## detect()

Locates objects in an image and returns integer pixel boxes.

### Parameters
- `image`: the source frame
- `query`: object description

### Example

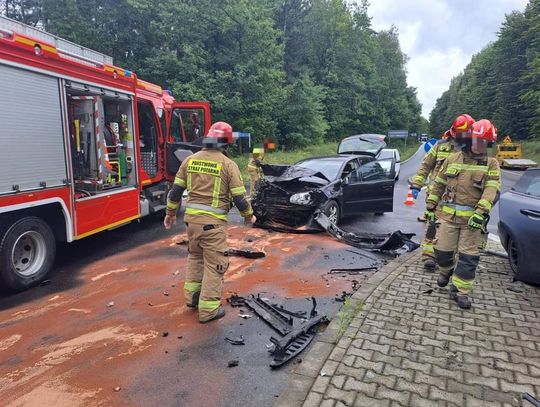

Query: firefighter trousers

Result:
[421,220,437,262]
[434,220,482,295]
[249,175,260,197]
[184,223,229,322]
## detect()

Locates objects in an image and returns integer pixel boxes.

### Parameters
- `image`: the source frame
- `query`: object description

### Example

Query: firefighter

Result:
[425,119,500,309]
[164,122,254,323]
[247,148,265,197]
[410,114,475,272]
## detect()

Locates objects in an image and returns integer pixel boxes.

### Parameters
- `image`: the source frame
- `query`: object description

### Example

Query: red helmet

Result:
[450,114,475,136]
[471,119,497,142]
[203,121,234,148]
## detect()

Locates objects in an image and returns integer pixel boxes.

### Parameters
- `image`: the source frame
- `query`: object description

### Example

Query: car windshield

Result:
[294,159,344,181]
[378,150,394,160]
[338,137,384,154]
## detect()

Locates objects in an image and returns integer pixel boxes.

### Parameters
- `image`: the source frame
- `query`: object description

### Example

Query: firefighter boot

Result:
[437,273,451,288]
[186,291,200,308]
[454,294,472,309]
[199,306,225,323]
[423,259,436,272]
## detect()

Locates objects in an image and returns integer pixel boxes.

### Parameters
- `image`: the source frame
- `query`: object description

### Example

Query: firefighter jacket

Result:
[247,157,263,180]
[426,150,501,224]
[166,149,253,224]
[411,139,460,190]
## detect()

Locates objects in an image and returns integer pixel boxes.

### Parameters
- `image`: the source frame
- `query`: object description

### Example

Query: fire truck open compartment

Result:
[65,82,137,199]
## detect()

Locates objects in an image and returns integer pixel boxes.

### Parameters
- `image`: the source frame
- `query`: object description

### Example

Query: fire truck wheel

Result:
[0,217,56,292]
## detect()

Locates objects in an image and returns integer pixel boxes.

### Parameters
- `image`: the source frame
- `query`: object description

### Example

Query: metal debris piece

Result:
[107,301,115,307]
[309,297,318,318]
[269,303,307,319]
[227,294,246,307]
[225,336,245,346]
[244,295,293,335]
[335,291,352,302]
[113,387,121,392]
[328,267,378,274]
[270,332,315,368]
[523,393,540,407]
[508,286,524,293]
[239,313,252,319]
[228,360,239,368]
[484,249,508,259]
[163,291,169,296]
[270,314,327,355]
[228,249,266,259]
[315,212,419,254]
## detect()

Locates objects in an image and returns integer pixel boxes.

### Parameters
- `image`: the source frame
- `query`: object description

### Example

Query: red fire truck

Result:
[0,16,211,291]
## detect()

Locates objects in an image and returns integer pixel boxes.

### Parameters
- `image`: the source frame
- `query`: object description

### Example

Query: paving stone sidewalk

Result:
[276,248,540,407]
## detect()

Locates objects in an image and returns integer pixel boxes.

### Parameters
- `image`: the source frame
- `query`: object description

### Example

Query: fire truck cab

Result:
[0,16,210,291]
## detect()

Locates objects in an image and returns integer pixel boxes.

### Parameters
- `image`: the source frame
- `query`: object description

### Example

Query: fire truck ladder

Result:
[0,15,113,67]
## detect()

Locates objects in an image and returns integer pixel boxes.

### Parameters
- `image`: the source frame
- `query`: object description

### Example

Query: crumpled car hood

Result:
[260,164,330,184]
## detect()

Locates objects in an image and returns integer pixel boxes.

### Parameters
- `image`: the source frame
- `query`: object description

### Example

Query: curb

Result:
[274,250,420,407]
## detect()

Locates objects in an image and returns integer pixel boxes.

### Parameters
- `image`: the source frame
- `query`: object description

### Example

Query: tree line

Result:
[1,0,426,148]
[430,0,540,140]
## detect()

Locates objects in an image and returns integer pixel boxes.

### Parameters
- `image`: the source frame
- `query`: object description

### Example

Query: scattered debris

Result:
[315,212,419,254]
[163,291,169,296]
[244,295,293,335]
[422,289,434,295]
[227,294,246,307]
[113,387,121,392]
[162,332,169,337]
[173,270,180,276]
[239,313,252,319]
[147,302,153,307]
[107,301,115,308]
[228,249,266,259]
[39,280,52,287]
[328,267,378,274]
[177,336,183,339]
[227,360,239,368]
[225,336,245,346]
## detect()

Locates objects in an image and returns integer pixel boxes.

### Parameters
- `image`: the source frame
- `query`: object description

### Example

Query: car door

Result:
[506,169,540,282]
[342,159,395,214]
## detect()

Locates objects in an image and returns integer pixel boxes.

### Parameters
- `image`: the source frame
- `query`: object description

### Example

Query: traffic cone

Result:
[404,188,416,206]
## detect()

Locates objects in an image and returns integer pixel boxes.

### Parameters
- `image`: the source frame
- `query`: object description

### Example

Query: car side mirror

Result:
[342,176,350,186]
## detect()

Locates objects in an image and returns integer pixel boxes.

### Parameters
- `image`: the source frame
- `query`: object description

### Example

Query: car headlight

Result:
[289,192,313,205]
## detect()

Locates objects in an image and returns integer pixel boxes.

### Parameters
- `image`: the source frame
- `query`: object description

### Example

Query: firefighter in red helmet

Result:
[410,114,475,271]
[425,119,500,309]
[164,122,254,323]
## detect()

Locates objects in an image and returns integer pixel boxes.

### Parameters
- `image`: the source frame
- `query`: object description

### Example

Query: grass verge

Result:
[522,139,540,165]
[335,297,364,340]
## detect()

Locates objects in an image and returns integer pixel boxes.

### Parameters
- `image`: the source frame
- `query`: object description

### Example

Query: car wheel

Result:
[323,200,340,225]
[0,217,56,292]
[507,237,519,275]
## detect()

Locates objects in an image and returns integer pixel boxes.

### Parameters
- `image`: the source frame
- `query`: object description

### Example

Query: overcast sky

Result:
[366,0,529,118]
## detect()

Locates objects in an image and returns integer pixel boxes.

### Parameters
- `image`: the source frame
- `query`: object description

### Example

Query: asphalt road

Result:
[0,145,521,407]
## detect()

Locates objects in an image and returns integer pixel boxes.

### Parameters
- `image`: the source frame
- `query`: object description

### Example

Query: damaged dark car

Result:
[253,155,395,230]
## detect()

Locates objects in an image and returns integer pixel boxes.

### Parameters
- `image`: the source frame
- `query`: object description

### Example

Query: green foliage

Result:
[430,0,540,141]
[1,0,424,149]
